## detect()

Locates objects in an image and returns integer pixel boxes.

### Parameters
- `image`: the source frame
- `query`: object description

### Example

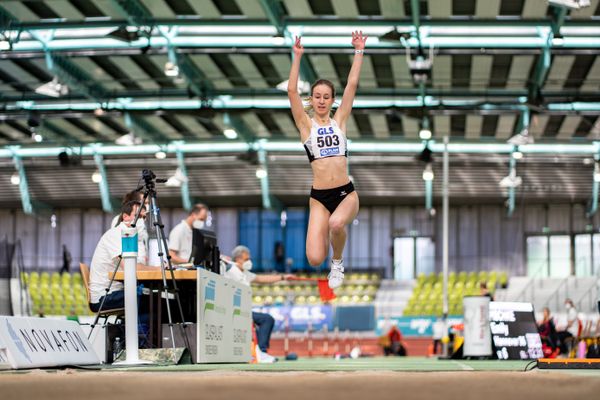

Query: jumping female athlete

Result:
[287,31,367,288]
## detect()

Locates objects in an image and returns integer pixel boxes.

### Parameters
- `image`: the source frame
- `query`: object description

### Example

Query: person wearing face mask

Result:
[287,31,367,289]
[556,299,581,355]
[224,245,295,363]
[168,203,209,265]
[88,200,155,314]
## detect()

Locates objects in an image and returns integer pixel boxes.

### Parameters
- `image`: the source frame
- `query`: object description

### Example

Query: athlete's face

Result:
[311,84,334,116]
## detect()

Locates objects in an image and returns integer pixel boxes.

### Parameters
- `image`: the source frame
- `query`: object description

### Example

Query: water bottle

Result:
[112,337,122,363]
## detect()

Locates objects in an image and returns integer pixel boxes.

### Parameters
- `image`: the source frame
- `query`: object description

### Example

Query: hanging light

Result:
[512,150,524,160]
[422,163,434,181]
[92,170,102,183]
[256,167,268,179]
[155,151,167,159]
[223,128,238,139]
[10,172,20,185]
[419,128,432,140]
[164,61,179,77]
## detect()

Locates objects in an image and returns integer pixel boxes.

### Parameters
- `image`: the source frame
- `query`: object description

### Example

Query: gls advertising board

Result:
[197,268,252,363]
[0,316,99,369]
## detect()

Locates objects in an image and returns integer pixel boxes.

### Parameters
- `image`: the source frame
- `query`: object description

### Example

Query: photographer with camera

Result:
[89,201,156,331]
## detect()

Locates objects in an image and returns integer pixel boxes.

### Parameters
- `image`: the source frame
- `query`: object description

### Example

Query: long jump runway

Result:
[2,357,600,400]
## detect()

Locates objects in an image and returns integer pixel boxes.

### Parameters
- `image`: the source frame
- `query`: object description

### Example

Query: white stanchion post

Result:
[114,226,152,365]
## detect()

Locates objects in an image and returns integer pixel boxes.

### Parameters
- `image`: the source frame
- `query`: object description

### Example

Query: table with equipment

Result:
[112,268,252,363]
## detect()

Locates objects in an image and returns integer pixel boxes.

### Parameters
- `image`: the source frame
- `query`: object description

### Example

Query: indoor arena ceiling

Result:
[0,0,599,212]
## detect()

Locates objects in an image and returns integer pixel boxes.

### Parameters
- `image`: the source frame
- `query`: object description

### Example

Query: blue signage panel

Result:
[376,316,464,337]
[253,305,334,332]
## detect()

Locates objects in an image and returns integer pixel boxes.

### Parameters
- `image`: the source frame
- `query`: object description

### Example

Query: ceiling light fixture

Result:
[276,79,310,94]
[255,167,268,179]
[35,76,69,98]
[10,172,20,185]
[419,128,432,140]
[422,163,434,181]
[115,132,142,146]
[164,61,179,77]
[91,170,102,183]
[508,127,534,146]
[223,128,238,139]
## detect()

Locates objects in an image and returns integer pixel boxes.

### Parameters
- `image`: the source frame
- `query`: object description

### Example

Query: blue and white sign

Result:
[0,316,99,369]
[253,305,333,332]
[376,316,463,337]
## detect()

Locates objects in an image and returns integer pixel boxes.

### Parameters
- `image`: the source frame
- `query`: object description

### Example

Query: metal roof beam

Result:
[8,98,600,113]
[2,141,599,159]
[92,150,115,213]
[0,6,109,103]
[529,6,568,103]
[259,0,316,83]
[110,0,154,27]
[5,21,600,51]
[124,112,169,143]
[174,144,192,211]
[224,113,256,143]
[587,145,600,217]
[256,141,283,210]
[112,1,216,100]
[9,148,33,215]
[410,0,422,49]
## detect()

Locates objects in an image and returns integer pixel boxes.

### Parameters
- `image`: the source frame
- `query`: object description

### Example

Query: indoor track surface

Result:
[2,357,600,400]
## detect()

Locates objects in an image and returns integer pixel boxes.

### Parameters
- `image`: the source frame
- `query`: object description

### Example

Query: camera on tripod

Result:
[142,169,156,189]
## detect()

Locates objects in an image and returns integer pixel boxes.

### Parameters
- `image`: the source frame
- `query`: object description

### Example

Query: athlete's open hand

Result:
[293,36,304,57]
[351,30,367,50]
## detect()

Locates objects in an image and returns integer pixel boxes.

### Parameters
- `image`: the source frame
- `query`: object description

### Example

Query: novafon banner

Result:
[0,316,99,369]
[197,268,252,363]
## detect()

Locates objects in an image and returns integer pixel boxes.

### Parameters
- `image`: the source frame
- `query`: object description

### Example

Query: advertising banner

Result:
[463,296,492,357]
[197,268,252,363]
[0,316,99,369]
[253,305,334,332]
[375,316,463,337]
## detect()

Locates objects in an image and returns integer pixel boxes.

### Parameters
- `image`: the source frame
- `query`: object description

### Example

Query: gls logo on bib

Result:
[317,127,334,135]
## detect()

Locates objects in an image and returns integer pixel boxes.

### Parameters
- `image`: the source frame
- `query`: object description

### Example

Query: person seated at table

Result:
[168,203,209,265]
[89,200,155,333]
[224,245,295,363]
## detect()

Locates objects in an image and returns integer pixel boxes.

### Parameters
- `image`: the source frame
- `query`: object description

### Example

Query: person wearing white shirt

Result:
[110,189,149,255]
[168,203,209,265]
[89,200,154,313]
[557,298,581,354]
[224,245,295,363]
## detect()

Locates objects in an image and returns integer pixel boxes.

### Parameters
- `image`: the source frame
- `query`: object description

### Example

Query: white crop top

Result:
[303,118,347,163]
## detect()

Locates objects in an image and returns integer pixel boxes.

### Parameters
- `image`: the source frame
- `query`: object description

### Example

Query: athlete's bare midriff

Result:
[310,156,349,189]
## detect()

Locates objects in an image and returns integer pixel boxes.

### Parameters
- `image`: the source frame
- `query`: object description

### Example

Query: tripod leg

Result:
[149,194,192,352]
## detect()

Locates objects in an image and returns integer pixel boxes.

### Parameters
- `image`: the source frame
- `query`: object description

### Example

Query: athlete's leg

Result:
[329,192,359,260]
[306,198,331,267]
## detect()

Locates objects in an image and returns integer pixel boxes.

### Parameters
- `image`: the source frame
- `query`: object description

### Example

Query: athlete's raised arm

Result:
[287,36,310,134]
[334,31,367,126]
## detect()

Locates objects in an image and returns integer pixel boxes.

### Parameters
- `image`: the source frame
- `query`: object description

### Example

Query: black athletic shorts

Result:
[310,181,355,214]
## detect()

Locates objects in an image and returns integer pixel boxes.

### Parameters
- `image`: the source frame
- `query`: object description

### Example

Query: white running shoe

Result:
[328,259,345,289]
[256,345,277,363]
